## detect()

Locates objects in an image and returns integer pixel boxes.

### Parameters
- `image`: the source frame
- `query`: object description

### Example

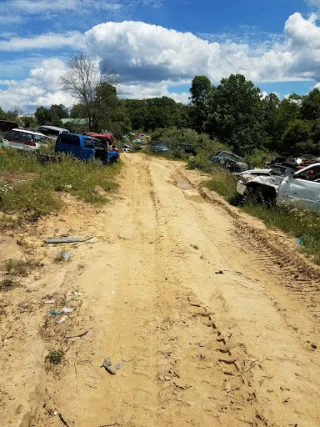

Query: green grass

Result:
[204,167,242,205]
[243,204,320,263]
[204,167,320,264]
[0,149,120,222]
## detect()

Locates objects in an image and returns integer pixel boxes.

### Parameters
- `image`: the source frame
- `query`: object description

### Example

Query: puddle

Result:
[173,175,205,204]
[173,175,192,190]
[186,194,205,204]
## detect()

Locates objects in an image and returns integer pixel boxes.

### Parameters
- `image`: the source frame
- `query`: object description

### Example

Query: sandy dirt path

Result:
[2,153,320,427]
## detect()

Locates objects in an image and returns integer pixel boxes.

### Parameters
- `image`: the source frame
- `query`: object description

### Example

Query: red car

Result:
[83,132,117,151]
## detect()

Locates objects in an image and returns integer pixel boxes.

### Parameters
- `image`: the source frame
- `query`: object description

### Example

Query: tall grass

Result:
[204,166,320,264]
[204,167,241,205]
[0,149,120,222]
[243,203,320,263]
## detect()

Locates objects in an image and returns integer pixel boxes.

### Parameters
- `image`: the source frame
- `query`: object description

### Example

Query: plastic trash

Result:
[115,361,125,370]
[49,310,64,315]
[44,237,86,244]
[61,251,71,260]
[45,300,55,304]
[62,307,73,313]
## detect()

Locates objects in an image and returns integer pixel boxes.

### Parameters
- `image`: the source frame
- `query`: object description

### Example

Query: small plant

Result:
[45,349,64,365]
[5,259,39,277]
[0,277,18,291]
[190,244,199,250]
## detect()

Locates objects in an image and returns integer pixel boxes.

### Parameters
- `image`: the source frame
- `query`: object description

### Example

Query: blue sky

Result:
[0,0,320,112]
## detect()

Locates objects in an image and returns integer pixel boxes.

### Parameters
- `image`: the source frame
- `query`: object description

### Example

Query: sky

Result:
[1,0,320,113]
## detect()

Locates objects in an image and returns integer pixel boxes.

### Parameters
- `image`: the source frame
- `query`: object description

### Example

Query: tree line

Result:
[1,51,320,158]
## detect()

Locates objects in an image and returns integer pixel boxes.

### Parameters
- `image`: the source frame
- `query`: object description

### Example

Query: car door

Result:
[81,137,95,160]
[278,165,320,211]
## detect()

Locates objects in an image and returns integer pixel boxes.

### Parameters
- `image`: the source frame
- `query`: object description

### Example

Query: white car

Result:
[239,163,320,212]
[278,163,320,212]
[236,169,281,196]
[1,128,50,151]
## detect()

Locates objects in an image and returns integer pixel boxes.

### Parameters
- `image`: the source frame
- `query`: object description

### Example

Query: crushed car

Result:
[237,162,320,212]
[211,150,249,173]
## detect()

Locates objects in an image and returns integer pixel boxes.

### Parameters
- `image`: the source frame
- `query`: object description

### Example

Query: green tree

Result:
[267,98,301,153]
[34,106,52,125]
[281,119,313,156]
[93,82,131,138]
[50,104,69,122]
[300,88,320,121]
[204,74,268,154]
[189,75,212,132]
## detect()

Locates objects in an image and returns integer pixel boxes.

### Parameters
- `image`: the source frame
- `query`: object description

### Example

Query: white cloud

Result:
[1,0,122,14]
[118,81,190,103]
[306,0,320,7]
[0,58,73,112]
[0,32,84,51]
[4,12,320,111]
[0,0,161,16]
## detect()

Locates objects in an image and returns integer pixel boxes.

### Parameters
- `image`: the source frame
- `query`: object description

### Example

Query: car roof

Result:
[39,125,69,132]
[11,128,46,137]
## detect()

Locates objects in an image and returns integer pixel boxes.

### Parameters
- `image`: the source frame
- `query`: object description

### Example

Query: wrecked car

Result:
[238,163,320,212]
[211,150,249,173]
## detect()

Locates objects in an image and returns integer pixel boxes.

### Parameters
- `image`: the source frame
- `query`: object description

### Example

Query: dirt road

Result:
[1,153,320,427]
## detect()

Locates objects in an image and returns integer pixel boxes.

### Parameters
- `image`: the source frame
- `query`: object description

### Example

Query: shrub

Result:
[45,349,64,365]
[5,259,40,276]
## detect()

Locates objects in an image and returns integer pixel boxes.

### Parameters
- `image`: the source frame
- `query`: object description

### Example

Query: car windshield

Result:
[221,152,242,162]
[34,134,49,143]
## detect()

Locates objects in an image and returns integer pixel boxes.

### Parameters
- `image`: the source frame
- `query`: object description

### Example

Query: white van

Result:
[38,125,70,139]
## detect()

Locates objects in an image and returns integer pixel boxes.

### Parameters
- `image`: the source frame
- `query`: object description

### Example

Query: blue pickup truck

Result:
[55,133,119,164]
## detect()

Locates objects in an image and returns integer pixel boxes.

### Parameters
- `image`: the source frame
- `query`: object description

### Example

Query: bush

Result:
[150,127,226,159]
[45,349,64,365]
[244,149,280,169]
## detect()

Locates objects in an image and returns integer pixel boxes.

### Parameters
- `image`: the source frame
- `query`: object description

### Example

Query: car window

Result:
[84,138,95,148]
[6,130,18,139]
[22,132,33,142]
[34,134,49,143]
[58,134,80,146]
[296,166,320,182]
[93,138,104,148]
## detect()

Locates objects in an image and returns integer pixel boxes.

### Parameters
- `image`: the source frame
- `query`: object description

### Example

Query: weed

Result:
[45,349,64,365]
[0,277,18,291]
[205,167,241,204]
[190,244,199,250]
[5,259,39,277]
